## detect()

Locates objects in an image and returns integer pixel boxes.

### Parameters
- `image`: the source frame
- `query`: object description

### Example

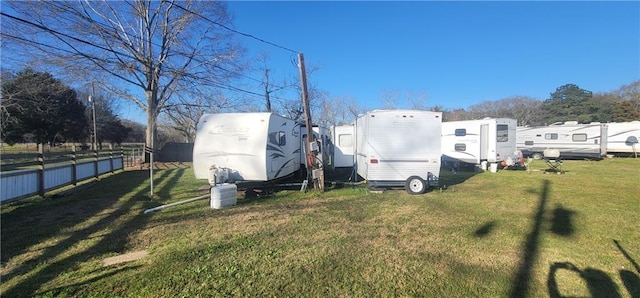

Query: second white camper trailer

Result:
[355,110,442,194]
[441,118,517,170]
[605,121,640,156]
[516,121,607,159]
[193,113,301,183]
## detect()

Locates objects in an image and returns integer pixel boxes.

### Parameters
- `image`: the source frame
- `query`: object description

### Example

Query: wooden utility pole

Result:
[297,53,323,191]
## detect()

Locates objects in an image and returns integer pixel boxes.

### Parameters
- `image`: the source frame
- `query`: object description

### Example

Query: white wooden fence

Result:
[1,156,123,203]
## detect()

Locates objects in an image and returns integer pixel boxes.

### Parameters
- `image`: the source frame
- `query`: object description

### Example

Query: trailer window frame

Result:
[545,133,558,140]
[270,131,287,146]
[339,134,353,147]
[572,133,587,142]
[496,124,509,142]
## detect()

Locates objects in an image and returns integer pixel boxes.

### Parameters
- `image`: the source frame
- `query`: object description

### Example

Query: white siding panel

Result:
[1,170,39,202]
[97,159,111,174]
[44,165,73,190]
[77,163,95,180]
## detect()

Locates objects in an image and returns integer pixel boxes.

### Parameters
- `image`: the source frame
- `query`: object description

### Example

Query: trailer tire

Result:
[405,176,426,195]
[532,152,543,160]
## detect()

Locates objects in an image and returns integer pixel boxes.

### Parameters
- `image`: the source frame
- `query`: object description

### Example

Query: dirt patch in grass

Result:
[103,251,149,266]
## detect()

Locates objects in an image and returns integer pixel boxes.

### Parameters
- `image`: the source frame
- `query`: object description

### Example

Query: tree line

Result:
[440,81,640,126]
[1,69,132,147]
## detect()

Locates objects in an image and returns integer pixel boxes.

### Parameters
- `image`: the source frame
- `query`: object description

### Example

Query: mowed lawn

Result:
[1,159,638,297]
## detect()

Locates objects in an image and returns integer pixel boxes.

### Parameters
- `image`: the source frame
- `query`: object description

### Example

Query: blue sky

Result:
[2,1,638,123]
[223,1,639,114]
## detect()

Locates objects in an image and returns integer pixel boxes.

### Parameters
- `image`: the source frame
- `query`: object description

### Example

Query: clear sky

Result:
[222,1,639,114]
[1,1,638,123]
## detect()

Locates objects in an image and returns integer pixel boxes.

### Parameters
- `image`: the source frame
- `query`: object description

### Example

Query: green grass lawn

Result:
[1,159,639,297]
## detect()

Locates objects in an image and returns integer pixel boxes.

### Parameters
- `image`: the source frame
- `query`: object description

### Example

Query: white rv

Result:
[441,118,517,169]
[605,121,640,156]
[516,121,607,159]
[355,110,442,194]
[193,113,302,183]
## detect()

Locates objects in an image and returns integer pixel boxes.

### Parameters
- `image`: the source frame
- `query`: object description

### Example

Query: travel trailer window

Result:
[455,143,466,151]
[497,125,508,142]
[269,131,287,146]
[455,129,466,136]
[545,133,558,140]
[572,134,587,142]
[339,134,353,147]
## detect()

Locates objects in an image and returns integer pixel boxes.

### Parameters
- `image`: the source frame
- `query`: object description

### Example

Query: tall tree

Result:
[614,81,640,112]
[540,84,595,124]
[613,101,640,122]
[1,69,88,145]
[121,119,146,143]
[77,90,131,147]
[1,1,244,160]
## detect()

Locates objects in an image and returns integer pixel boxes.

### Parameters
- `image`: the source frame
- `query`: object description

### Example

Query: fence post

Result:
[94,146,99,180]
[72,144,78,186]
[109,144,114,172]
[120,147,124,170]
[38,143,45,197]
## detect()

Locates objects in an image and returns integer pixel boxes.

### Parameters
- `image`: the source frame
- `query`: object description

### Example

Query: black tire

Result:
[405,176,426,195]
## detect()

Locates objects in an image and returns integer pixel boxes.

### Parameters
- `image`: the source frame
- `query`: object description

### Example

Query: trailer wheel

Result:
[532,152,543,160]
[405,176,426,195]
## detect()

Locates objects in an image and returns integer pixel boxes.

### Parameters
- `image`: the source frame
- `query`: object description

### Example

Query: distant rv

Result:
[517,121,640,159]
[441,118,517,169]
[605,121,640,156]
[516,121,607,159]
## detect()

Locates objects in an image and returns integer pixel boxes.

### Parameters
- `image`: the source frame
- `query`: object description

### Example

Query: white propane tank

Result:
[211,184,237,209]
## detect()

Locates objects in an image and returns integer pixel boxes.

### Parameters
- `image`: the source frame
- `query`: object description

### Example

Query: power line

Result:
[172,2,299,54]
[1,9,298,104]
[0,12,136,60]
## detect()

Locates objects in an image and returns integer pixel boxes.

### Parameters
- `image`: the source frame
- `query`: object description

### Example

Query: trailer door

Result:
[480,124,489,160]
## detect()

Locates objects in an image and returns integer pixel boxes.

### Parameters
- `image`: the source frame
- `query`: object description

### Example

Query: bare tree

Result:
[467,96,542,125]
[255,52,296,114]
[1,0,244,159]
[615,81,640,110]
[161,92,237,142]
[379,89,431,110]
[320,95,361,126]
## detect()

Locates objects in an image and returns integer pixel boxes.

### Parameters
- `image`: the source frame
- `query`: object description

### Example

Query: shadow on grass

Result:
[547,239,640,298]
[547,262,622,298]
[514,181,626,298]
[473,221,497,238]
[550,204,575,236]
[1,172,147,267]
[614,240,640,298]
[1,168,186,297]
[438,165,481,188]
[509,180,551,298]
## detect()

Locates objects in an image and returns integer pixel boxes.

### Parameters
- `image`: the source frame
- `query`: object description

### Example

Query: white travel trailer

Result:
[193,113,302,183]
[441,118,517,170]
[355,110,442,194]
[516,121,607,159]
[605,121,640,156]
